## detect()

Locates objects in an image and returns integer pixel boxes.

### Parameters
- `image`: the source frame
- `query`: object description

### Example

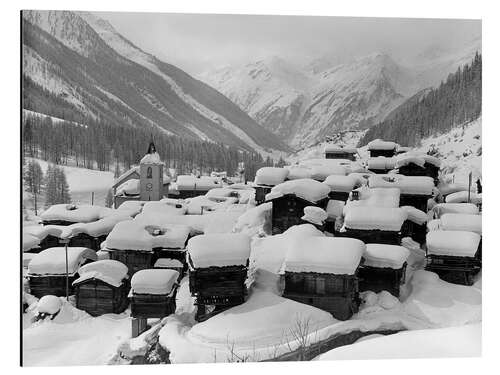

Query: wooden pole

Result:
[91,192,94,205]
[468,172,472,203]
[62,239,70,301]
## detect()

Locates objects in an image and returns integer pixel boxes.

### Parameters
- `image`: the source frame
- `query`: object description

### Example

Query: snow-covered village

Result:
[20,8,484,367]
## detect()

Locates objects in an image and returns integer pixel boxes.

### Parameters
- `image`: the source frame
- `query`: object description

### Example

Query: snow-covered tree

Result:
[23,160,44,215]
[44,165,71,207]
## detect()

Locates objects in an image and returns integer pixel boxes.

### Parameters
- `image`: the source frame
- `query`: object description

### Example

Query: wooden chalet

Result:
[130,269,179,318]
[367,139,398,158]
[425,230,481,285]
[73,260,130,316]
[27,247,97,298]
[282,237,365,320]
[187,234,251,321]
[253,167,289,205]
[358,244,410,297]
[266,178,330,235]
[324,145,357,161]
[323,175,361,201]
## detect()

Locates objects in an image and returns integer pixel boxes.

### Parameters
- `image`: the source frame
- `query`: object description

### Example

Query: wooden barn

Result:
[369,174,435,212]
[105,220,191,276]
[266,179,330,235]
[130,269,180,318]
[323,175,360,201]
[394,153,441,183]
[340,206,407,245]
[282,237,365,320]
[425,230,481,285]
[358,244,410,297]
[367,139,398,158]
[254,167,289,205]
[27,247,97,298]
[187,233,251,321]
[367,157,396,175]
[73,260,130,316]
[170,175,222,199]
[324,145,357,161]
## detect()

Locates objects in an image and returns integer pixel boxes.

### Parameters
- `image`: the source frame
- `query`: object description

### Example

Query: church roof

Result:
[112,166,140,189]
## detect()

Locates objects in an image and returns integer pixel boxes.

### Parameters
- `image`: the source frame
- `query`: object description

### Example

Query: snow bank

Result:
[73,259,128,287]
[266,178,330,203]
[106,221,191,251]
[323,175,359,192]
[445,191,482,204]
[131,269,179,295]
[28,247,98,276]
[367,139,398,151]
[233,202,272,237]
[187,233,251,268]
[369,175,434,196]
[363,244,410,269]
[400,206,428,225]
[301,206,328,225]
[36,295,62,315]
[284,237,364,275]
[432,203,479,217]
[254,167,289,186]
[40,204,113,223]
[343,206,407,231]
[426,230,481,257]
[367,157,395,170]
[315,324,480,360]
[440,213,482,234]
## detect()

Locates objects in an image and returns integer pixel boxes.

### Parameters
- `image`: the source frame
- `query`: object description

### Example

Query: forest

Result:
[359,52,482,147]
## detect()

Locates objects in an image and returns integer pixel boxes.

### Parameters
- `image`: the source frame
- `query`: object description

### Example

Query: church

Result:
[112,141,170,208]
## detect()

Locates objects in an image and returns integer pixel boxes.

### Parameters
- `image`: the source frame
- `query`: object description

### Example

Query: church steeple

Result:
[147,134,157,154]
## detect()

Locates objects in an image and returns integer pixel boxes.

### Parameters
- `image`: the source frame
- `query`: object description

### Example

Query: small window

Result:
[147,167,152,179]
[316,277,326,295]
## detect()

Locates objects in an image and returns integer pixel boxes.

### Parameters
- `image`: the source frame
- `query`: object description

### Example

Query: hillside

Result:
[359,53,481,148]
[21,10,290,154]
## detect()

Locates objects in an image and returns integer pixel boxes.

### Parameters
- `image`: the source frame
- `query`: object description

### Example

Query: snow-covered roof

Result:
[325,200,345,220]
[432,203,480,217]
[154,258,184,269]
[141,200,187,216]
[445,191,482,204]
[131,269,179,295]
[343,206,407,231]
[115,179,140,196]
[363,244,410,269]
[266,178,331,203]
[437,182,474,196]
[285,166,314,180]
[348,172,374,186]
[426,230,481,257]
[73,259,129,287]
[23,233,40,252]
[28,247,98,276]
[440,213,482,234]
[284,237,365,275]
[301,206,328,225]
[176,175,222,190]
[297,159,350,180]
[367,157,396,170]
[400,206,428,225]
[344,187,400,210]
[106,221,191,251]
[324,145,357,154]
[40,204,114,223]
[61,212,133,239]
[323,175,359,192]
[115,200,146,217]
[140,152,163,165]
[394,152,441,169]
[187,233,251,268]
[254,167,289,186]
[427,219,442,232]
[113,166,139,189]
[368,175,434,196]
[367,139,398,151]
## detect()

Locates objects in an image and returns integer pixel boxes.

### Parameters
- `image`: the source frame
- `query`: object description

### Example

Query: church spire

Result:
[147,134,156,155]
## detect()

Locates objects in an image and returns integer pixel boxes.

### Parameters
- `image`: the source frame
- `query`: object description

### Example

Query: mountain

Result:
[358,53,482,148]
[21,10,291,154]
[202,53,418,149]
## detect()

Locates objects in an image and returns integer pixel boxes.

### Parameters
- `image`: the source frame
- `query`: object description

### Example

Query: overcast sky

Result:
[99,12,481,75]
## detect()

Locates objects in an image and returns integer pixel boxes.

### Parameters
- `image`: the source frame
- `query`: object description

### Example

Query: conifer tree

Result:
[23,160,44,215]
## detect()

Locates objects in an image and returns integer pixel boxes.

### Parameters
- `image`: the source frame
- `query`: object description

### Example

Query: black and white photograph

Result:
[17,2,486,368]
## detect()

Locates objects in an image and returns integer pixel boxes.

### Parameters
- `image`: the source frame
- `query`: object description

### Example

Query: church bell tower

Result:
[139,140,164,201]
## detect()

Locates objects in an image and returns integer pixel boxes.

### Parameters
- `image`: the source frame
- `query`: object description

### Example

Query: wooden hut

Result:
[425,230,481,285]
[187,234,251,321]
[266,179,330,235]
[324,145,357,161]
[340,206,407,245]
[367,139,398,158]
[282,237,365,320]
[254,167,289,205]
[171,175,222,199]
[323,175,360,201]
[367,157,396,175]
[130,269,180,318]
[27,247,97,298]
[106,220,190,276]
[358,244,410,297]
[369,175,435,212]
[73,260,130,316]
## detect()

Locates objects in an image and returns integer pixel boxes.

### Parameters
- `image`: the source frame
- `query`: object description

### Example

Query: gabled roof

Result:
[112,166,140,189]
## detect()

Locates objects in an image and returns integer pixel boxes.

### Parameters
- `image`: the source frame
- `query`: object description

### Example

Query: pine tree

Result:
[56,167,71,204]
[114,163,121,178]
[23,160,44,215]
[44,164,58,208]
[105,189,114,208]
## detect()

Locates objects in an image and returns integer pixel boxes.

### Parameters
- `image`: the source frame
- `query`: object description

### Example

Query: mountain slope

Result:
[21,10,290,154]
